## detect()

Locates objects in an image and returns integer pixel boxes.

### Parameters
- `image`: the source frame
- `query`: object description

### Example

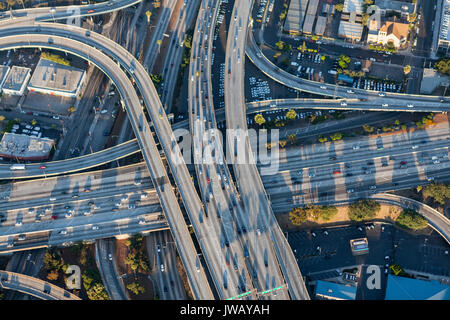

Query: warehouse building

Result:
[385,275,450,300]
[338,20,364,41]
[27,58,86,98]
[315,280,357,300]
[284,0,309,34]
[302,14,316,34]
[306,0,318,15]
[0,65,10,92]
[1,66,31,96]
[0,133,54,161]
[315,16,327,35]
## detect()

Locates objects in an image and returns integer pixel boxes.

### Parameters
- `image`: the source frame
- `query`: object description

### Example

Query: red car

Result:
[40,165,46,169]
[206,177,210,183]
[400,161,407,165]
[51,215,58,220]
[88,9,94,13]
[333,170,341,174]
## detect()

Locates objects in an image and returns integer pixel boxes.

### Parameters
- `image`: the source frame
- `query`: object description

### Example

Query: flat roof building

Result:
[27,58,86,98]
[284,0,309,34]
[374,0,415,20]
[0,65,10,91]
[0,133,54,161]
[315,16,327,35]
[343,0,363,14]
[302,14,315,34]
[385,275,450,300]
[306,0,319,15]
[315,280,357,300]
[1,66,31,96]
[437,0,450,56]
[338,20,364,41]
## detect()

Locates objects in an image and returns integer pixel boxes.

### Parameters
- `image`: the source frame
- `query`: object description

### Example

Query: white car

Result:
[407,104,414,108]
[340,101,347,106]
[346,89,354,94]
[352,145,360,150]
[92,225,99,230]
[378,92,385,97]
[59,230,67,235]
[108,254,113,261]
[320,85,327,89]
[382,103,389,107]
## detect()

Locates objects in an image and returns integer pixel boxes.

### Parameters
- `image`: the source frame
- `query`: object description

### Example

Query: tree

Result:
[362,13,370,26]
[338,54,350,69]
[348,200,380,221]
[288,134,296,144]
[289,207,310,225]
[403,65,411,75]
[254,113,266,126]
[408,13,416,23]
[31,119,37,126]
[318,135,328,143]
[127,282,146,295]
[47,270,59,281]
[87,283,109,300]
[434,59,450,75]
[286,109,297,120]
[335,3,344,11]
[273,52,281,59]
[67,107,76,113]
[396,209,428,230]
[330,132,343,141]
[44,250,64,272]
[422,183,450,205]
[279,140,287,148]
[275,41,285,50]
[362,124,374,133]
[394,119,400,126]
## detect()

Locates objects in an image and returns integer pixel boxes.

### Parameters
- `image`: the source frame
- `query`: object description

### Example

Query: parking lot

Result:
[287,222,450,299]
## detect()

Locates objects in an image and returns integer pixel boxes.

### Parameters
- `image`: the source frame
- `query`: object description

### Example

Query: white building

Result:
[27,58,86,98]
[1,66,31,96]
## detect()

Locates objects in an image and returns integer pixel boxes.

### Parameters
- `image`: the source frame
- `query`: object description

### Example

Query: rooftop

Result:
[2,66,31,92]
[439,0,450,42]
[380,21,409,41]
[338,20,364,39]
[28,58,85,95]
[0,65,10,87]
[375,0,415,14]
[385,275,450,300]
[343,0,363,14]
[284,0,309,32]
[0,133,54,160]
[315,280,357,300]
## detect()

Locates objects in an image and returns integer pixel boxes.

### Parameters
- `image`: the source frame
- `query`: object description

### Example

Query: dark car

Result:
[329,156,337,160]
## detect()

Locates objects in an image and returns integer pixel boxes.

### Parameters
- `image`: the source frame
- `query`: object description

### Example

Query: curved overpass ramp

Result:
[246,28,449,109]
[0,26,213,299]
[0,270,80,300]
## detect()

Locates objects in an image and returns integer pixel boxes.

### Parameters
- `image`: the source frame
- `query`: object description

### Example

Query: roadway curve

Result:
[0,26,213,299]
[246,28,450,109]
[0,270,80,300]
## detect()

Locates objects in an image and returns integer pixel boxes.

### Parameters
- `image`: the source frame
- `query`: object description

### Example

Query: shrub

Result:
[348,200,380,221]
[422,183,450,205]
[396,209,428,230]
[289,207,309,225]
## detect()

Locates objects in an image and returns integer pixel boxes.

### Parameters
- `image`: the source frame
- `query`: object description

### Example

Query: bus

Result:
[350,238,369,256]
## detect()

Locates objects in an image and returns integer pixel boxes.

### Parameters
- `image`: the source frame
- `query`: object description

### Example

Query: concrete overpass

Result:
[0,270,80,300]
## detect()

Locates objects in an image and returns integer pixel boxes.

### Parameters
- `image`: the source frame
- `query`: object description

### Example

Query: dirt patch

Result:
[122,273,154,300]
[277,204,403,232]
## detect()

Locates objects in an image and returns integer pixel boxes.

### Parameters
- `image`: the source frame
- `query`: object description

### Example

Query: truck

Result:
[10,164,25,170]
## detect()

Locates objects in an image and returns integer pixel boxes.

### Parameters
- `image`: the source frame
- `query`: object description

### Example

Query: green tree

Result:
[362,124,374,133]
[286,109,297,120]
[318,135,328,143]
[396,209,428,230]
[330,132,343,141]
[86,283,109,300]
[31,119,37,126]
[127,282,146,295]
[403,65,411,75]
[288,133,296,144]
[275,41,285,51]
[335,3,344,11]
[408,13,416,23]
[43,250,64,272]
[289,207,310,225]
[434,59,450,75]
[254,113,266,126]
[348,200,380,221]
[422,183,450,205]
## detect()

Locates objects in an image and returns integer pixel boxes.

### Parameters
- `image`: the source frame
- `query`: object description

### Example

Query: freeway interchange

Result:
[0,0,448,301]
